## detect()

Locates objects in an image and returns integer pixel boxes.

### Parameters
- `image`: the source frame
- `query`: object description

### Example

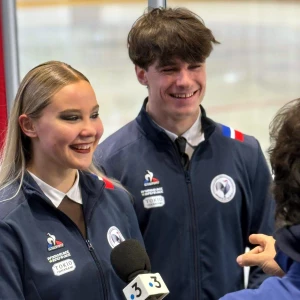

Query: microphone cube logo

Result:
[123,273,169,300]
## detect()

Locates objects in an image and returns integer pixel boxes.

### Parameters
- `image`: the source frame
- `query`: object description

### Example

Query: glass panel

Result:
[16,0,300,153]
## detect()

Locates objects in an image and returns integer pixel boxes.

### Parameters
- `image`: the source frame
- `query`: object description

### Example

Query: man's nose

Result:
[176,70,192,87]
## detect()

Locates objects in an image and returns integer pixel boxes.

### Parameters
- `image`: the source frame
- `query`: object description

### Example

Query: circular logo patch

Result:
[210,174,236,203]
[107,226,125,248]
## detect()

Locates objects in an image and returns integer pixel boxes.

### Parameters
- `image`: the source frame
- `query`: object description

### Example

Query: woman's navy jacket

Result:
[0,171,143,300]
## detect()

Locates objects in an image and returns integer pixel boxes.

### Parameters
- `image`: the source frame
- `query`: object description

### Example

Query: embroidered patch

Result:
[141,187,164,197]
[107,226,125,248]
[221,125,244,142]
[47,250,71,264]
[47,233,64,252]
[97,176,114,189]
[144,170,160,186]
[210,174,236,203]
[143,195,165,209]
[52,259,76,276]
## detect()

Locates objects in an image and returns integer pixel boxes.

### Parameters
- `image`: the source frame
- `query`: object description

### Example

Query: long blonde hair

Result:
[0,61,110,198]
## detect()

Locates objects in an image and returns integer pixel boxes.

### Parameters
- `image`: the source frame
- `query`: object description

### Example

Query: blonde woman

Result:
[0,61,143,300]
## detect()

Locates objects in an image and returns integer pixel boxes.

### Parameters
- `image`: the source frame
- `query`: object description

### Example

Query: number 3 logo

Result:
[130,276,162,299]
[131,282,142,298]
[151,276,161,288]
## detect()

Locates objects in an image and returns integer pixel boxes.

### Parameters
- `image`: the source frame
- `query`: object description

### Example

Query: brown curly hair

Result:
[268,98,300,225]
[127,7,220,70]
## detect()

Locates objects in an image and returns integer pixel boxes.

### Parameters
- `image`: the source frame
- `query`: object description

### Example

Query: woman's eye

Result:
[91,113,99,119]
[61,115,79,121]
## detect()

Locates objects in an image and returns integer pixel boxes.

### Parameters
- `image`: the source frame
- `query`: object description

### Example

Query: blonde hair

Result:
[0,61,112,199]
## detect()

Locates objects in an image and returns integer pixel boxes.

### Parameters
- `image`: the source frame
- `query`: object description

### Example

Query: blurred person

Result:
[221,98,300,299]
[0,61,143,300]
[94,7,274,300]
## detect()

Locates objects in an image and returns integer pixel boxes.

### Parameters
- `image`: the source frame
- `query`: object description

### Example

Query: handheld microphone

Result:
[110,239,169,300]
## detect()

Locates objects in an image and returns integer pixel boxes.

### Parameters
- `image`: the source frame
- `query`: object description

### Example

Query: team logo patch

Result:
[211,174,236,203]
[141,170,164,208]
[143,195,165,209]
[52,259,76,276]
[47,233,64,252]
[144,170,160,186]
[107,226,125,248]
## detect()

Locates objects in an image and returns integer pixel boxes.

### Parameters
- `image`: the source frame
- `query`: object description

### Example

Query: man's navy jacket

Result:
[95,102,275,300]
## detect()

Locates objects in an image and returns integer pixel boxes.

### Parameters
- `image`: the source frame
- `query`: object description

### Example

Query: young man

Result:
[94,7,274,300]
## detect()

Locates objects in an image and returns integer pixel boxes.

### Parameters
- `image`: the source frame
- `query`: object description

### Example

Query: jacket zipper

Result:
[86,239,108,300]
[47,204,109,300]
[171,136,201,299]
[185,170,201,300]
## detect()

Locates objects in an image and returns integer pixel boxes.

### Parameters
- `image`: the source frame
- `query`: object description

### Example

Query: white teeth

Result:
[73,144,90,150]
[172,92,194,98]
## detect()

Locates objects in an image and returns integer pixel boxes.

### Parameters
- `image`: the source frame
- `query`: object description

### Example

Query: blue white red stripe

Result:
[221,125,244,142]
[96,175,115,189]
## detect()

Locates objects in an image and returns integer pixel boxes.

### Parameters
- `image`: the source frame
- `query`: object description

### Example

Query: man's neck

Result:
[146,105,200,136]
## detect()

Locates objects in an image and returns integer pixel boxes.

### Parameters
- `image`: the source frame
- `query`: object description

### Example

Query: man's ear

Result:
[19,114,37,138]
[135,66,148,86]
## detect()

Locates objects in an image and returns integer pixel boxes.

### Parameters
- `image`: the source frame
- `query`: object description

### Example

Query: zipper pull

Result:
[86,239,94,251]
[185,171,191,183]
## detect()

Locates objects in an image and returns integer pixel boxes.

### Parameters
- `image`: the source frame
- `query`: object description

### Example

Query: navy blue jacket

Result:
[0,171,143,300]
[94,101,275,300]
[220,226,300,300]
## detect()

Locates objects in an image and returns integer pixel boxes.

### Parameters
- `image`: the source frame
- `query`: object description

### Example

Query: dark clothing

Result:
[220,226,300,300]
[0,171,143,300]
[95,101,275,300]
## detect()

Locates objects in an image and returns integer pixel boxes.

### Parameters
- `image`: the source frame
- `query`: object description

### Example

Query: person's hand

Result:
[236,234,285,277]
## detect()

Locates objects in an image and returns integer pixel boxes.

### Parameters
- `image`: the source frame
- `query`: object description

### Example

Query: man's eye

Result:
[190,65,201,69]
[91,113,99,119]
[162,68,175,73]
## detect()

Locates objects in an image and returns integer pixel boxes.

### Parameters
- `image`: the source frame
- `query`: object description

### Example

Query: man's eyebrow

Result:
[156,62,177,70]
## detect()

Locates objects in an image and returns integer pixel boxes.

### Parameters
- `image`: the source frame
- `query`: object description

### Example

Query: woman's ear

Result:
[135,66,148,86]
[19,114,37,138]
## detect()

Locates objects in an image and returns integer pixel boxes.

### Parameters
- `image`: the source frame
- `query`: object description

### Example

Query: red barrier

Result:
[0,0,8,147]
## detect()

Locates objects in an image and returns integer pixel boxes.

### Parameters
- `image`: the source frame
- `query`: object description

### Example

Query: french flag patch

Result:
[97,176,115,189]
[221,125,244,142]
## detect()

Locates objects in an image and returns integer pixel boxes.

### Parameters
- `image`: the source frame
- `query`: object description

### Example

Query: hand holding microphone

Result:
[110,239,169,300]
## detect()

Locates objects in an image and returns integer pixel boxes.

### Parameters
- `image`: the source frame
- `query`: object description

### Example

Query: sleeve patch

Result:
[97,175,115,189]
[102,177,115,190]
[221,125,244,142]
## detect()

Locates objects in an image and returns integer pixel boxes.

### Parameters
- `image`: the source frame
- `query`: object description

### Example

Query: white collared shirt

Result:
[158,112,205,159]
[28,170,82,208]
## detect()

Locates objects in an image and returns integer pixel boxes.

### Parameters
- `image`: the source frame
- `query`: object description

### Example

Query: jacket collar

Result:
[274,225,300,273]
[136,97,216,143]
[275,225,300,262]
[23,171,105,221]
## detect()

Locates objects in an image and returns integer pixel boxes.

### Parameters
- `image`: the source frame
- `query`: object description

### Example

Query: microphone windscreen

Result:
[110,239,151,283]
